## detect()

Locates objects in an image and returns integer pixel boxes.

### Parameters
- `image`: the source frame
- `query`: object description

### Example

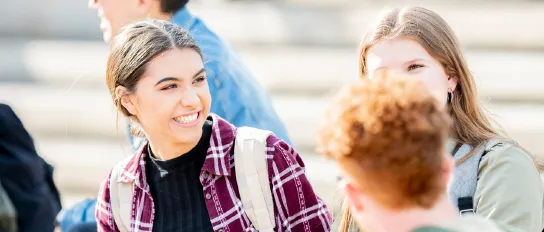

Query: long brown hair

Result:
[338,6,503,231]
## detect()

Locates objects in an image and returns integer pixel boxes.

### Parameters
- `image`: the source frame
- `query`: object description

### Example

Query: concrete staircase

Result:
[1,0,544,208]
[1,0,544,49]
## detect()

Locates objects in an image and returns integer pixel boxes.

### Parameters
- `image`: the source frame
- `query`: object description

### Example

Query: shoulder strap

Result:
[109,160,134,232]
[234,127,275,232]
[484,139,512,154]
[453,139,511,216]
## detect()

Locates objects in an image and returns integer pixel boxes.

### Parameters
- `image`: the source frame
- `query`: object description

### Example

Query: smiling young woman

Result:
[96,19,332,232]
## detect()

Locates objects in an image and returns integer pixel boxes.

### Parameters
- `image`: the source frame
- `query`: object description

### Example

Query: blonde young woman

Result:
[336,6,544,232]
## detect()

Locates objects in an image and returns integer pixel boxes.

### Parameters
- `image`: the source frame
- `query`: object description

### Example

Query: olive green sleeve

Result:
[474,144,544,232]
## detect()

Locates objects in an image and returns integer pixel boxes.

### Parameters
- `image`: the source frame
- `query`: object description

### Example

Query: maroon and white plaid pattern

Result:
[96,114,332,232]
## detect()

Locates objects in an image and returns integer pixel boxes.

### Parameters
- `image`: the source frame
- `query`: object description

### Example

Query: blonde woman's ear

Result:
[447,76,459,92]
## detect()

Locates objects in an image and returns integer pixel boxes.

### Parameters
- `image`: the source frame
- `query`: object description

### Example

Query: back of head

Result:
[318,70,451,210]
[160,0,189,14]
[0,104,61,232]
[0,104,35,152]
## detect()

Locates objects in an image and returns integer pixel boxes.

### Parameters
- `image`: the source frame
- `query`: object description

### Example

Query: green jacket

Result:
[446,140,544,232]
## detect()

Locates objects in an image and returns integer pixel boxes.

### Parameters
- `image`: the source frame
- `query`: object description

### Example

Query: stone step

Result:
[34,136,340,208]
[0,1,543,49]
[2,40,544,102]
[193,1,544,49]
[2,83,544,159]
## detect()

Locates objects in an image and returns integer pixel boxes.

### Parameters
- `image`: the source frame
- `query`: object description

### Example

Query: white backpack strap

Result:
[109,160,134,232]
[235,127,275,232]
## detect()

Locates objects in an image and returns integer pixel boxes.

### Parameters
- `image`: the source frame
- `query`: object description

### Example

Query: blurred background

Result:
[0,0,543,211]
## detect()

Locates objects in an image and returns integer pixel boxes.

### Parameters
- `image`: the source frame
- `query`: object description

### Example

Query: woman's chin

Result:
[171,126,204,144]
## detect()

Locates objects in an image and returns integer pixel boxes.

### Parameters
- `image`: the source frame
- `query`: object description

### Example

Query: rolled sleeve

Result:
[268,137,332,231]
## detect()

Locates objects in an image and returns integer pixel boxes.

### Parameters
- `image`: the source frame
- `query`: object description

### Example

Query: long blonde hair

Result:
[338,6,502,231]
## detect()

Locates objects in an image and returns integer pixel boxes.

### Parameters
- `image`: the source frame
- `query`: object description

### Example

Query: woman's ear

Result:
[115,86,138,116]
[447,75,459,92]
[442,154,454,186]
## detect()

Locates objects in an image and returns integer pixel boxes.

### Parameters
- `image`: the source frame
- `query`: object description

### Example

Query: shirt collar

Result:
[171,7,197,30]
[200,114,236,176]
[120,114,236,187]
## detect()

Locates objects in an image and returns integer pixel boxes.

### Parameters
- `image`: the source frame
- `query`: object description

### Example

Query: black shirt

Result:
[145,120,214,232]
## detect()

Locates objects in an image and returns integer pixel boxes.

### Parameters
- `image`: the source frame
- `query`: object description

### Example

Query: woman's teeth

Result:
[174,113,198,124]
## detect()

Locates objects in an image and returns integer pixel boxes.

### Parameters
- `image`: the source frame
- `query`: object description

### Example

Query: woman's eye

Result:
[161,84,177,90]
[193,76,206,84]
[408,64,424,71]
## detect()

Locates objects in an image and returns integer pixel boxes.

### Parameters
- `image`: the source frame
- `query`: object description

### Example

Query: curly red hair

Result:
[318,70,451,210]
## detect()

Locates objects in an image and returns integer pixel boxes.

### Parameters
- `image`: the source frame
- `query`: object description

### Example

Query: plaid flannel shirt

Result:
[96,114,332,232]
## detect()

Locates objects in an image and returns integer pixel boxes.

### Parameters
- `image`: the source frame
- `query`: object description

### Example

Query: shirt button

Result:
[205,193,212,200]
[218,229,224,232]
[203,172,209,179]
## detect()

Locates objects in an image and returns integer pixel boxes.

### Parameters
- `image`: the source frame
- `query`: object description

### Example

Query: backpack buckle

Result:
[458,197,475,216]
[459,208,475,216]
